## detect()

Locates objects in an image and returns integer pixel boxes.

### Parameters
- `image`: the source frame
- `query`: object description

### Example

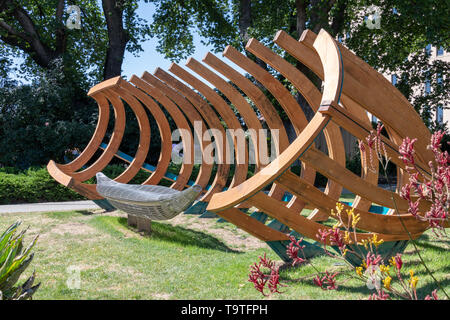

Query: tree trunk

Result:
[102,0,130,80]
[239,0,252,44]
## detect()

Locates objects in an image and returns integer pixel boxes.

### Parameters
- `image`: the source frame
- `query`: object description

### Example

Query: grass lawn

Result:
[0,203,448,300]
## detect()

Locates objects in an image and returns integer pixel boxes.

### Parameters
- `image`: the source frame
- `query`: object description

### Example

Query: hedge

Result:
[0,165,155,205]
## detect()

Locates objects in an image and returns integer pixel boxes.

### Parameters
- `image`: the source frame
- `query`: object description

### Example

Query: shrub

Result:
[0,167,86,204]
[0,164,196,204]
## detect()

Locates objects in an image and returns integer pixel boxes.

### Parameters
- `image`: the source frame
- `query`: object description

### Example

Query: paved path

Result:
[0,200,100,214]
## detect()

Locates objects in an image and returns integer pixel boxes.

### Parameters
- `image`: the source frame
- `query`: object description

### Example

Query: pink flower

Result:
[369,290,390,300]
[399,137,417,166]
[425,289,439,300]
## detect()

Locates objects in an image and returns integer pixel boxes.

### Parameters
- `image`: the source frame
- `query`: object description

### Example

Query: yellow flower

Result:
[336,202,344,214]
[371,234,384,247]
[356,267,363,277]
[344,231,352,244]
[346,207,355,218]
[383,276,392,290]
[332,221,342,230]
[410,276,419,289]
[360,238,370,249]
[361,260,367,269]
[351,212,360,228]
[409,270,419,289]
[389,257,396,267]
[380,264,390,274]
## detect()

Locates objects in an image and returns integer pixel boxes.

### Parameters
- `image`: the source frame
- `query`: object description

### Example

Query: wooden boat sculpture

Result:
[205,29,449,265]
[48,28,447,265]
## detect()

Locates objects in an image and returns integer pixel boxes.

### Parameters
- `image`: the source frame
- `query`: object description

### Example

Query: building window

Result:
[437,46,444,56]
[391,74,397,86]
[425,80,431,94]
[436,105,443,124]
[426,44,432,55]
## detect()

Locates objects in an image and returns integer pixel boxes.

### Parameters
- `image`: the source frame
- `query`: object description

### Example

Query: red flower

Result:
[313,271,338,290]
[248,253,285,296]
[286,236,306,266]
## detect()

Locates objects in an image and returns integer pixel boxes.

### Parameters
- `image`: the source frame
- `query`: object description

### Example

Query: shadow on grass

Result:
[117,217,241,253]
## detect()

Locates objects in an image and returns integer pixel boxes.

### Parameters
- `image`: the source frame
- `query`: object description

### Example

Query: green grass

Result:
[0,208,448,300]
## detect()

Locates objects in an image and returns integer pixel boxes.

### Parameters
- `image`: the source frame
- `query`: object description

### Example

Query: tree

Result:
[0,0,152,83]
[148,0,449,131]
[0,1,153,168]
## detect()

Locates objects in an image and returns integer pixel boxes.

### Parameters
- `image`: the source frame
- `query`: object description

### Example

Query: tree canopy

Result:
[0,0,448,167]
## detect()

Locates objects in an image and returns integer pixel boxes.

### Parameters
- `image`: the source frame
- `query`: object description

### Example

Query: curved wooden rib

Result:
[129,75,194,190]
[153,67,230,201]
[58,92,110,172]
[201,52,291,202]
[118,79,173,186]
[207,29,422,245]
[222,45,316,214]
[244,37,346,221]
[140,71,214,192]
[172,60,249,189]
[186,57,263,171]
[273,30,426,217]
[206,112,330,211]
[69,88,126,182]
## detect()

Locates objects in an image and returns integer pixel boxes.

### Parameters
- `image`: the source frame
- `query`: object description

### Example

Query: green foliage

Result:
[0,164,188,204]
[345,1,450,130]
[0,167,86,204]
[0,60,97,168]
[149,0,449,131]
[0,0,152,84]
[147,0,236,61]
[0,221,40,300]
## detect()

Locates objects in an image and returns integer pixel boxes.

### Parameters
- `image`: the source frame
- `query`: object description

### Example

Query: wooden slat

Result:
[141,71,214,192]
[299,30,433,165]
[179,59,249,189]
[319,102,430,176]
[207,112,330,211]
[154,67,230,201]
[301,147,431,213]
[245,37,346,220]
[69,88,126,181]
[214,207,290,242]
[277,170,430,235]
[130,75,194,190]
[202,52,290,202]
[247,191,420,243]
[59,93,110,172]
